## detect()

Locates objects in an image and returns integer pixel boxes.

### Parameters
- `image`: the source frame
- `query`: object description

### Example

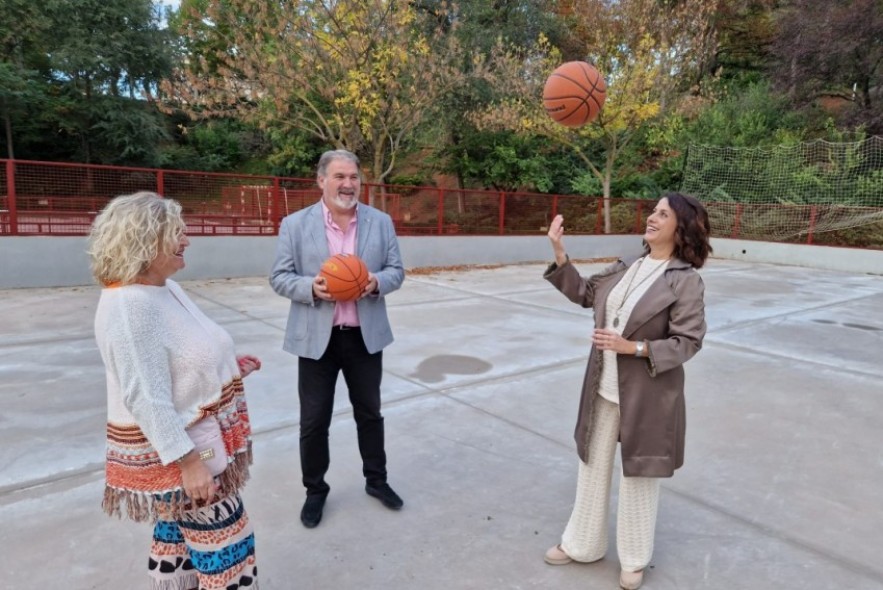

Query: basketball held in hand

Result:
[543,61,607,128]
[320,254,370,302]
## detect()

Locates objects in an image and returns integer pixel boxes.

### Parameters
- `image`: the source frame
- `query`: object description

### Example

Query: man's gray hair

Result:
[317,149,360,178]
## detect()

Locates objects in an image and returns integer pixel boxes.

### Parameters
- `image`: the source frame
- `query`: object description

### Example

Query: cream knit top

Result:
[599,257,670,404]
[94,279,240,465]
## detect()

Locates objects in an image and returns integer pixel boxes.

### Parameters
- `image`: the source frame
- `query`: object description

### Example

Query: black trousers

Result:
[298,326,386,497]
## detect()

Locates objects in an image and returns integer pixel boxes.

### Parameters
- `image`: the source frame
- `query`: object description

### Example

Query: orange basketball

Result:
[319,253,370,302]
[543,61,607,128]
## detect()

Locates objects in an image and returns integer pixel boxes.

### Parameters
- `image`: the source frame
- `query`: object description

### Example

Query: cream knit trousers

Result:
[560,395,660,573]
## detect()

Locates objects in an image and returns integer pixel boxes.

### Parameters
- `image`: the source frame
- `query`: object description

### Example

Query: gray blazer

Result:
[269,202,405,359]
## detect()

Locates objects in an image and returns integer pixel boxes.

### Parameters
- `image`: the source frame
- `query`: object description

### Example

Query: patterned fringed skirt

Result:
[150,492,257,590]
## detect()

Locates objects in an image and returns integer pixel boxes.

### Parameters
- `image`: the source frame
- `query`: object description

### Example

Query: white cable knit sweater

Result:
[94,279,240,465]
[599,257,670,404]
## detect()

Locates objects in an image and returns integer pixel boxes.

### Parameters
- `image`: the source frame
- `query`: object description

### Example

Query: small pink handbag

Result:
[185,417,228,476]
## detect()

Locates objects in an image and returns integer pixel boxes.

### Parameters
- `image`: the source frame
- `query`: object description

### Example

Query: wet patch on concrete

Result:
[842,322,881,331]
[410,355,493,383]
[812,318,881,331]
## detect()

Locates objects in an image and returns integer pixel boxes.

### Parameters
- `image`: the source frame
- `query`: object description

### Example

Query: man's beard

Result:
[331,193,358,210]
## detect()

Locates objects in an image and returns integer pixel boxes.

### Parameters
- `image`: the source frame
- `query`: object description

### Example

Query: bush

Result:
[810,221,883,249]
[388,173,431,187]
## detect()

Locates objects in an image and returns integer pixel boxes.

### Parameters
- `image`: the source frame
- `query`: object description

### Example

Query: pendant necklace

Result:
[612,256,669,328]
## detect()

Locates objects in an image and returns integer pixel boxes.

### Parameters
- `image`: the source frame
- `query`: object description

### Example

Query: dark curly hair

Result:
[644,192,713,269]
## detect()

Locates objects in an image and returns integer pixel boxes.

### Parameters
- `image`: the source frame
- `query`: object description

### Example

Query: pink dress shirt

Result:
[322,201,360,327]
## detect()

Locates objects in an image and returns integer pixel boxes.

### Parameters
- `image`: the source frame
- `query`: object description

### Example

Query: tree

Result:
[771,0,883,133]
[46,0,173,163]
[475,0,719,232]
[706,0,778,82]
[49,0,172,99]
[165,0,486,196]
[677,81,807,147]
[0,0,52,159]
[451,131,561,192]
[413,0,571,196]
[0,64,39,159]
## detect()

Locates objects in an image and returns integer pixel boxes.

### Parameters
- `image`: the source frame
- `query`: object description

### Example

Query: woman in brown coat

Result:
[542,192,712,590]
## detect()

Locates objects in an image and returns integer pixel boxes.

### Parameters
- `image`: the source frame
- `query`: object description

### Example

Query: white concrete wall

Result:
[0,236,279,289]
[711,238,883,275]
[1,235,880,289]
[397,235,641,269]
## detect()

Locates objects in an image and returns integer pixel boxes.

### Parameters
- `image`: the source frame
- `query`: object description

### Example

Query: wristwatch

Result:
[634,341,645,357]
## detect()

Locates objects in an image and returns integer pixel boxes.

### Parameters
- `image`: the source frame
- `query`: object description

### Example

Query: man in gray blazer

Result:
[270,149,405,528]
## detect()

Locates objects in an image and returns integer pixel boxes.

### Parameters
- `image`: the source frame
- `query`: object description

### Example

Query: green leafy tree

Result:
[677,81,807,147]
[0,0,52,158]
[476,0,719,232]
[45,0,173,163]
[416,0,571,197]
[159,115,280,173]
[165,0,488,197]
[454,131,558,192]
[0,63,43,159]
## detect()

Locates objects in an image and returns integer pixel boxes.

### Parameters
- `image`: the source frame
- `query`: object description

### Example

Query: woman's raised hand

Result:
[547,214,568,266]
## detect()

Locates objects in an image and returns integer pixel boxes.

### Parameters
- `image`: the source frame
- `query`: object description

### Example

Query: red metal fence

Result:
[1,158,877,245]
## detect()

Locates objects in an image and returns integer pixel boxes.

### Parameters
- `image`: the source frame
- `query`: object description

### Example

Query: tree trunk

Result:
[2,104,14,160]
[449,128,467,214]
[602,138,617,234]
[372,139,395,212]
[788,32,800,100]
[372,150,383,210]
[862,76,872,108]
[84,78,93,164]
[602,174,611,234]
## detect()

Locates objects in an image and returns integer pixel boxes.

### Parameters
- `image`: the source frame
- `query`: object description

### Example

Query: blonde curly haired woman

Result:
[89,191,261,590]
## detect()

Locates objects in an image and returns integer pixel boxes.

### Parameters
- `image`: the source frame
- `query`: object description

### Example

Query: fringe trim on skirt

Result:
[102,445,253,523]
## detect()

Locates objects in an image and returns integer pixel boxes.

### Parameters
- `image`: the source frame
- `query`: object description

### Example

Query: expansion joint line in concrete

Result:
[185,291,288,332]
[709,290,883,336]
[662,485,883,584]
[705,340,883,380]
[395,280,597,320]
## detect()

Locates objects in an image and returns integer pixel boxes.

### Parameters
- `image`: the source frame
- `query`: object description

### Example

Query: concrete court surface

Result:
[1,258,882,590]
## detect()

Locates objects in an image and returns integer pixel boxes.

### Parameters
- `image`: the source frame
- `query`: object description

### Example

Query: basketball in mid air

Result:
[542,61,607,128]
[319,253,370,301]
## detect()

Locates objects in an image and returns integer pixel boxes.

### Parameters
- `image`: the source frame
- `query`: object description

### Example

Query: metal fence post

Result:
[635,200,644,233]
[437,188,444,235]
[499,192,506,235]
[272,177,282,234]
[6,159,17,236]
[732,204,743,239]
[807,205,818,244]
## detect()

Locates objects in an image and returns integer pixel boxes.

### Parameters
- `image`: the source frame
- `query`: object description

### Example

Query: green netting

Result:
[681,137,883,239]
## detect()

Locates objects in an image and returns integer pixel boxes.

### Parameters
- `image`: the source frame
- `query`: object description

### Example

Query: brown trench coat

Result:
[544,255,706,477]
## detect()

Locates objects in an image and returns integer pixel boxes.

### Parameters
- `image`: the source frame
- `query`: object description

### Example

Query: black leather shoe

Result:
[300,495,326,528]
[365,483,404,510]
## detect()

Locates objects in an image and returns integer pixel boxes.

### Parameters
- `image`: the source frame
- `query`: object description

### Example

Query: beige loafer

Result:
[544,544,572,565]
[619,569,644,590]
